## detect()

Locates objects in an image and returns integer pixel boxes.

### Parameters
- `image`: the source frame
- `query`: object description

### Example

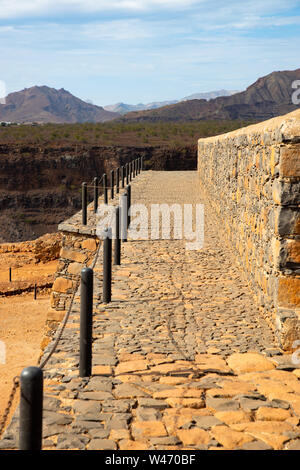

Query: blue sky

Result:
[0,0,300,106]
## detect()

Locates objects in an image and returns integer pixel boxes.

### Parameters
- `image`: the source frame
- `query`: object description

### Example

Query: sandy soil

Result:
[0,247,58,435]
[0,293,51,433]
[0,259,58,283]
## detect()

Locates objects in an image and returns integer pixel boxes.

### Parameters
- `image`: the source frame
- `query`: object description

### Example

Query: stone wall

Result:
[198,109,300,350]
[41,186,124,349]
[43,227,100,349]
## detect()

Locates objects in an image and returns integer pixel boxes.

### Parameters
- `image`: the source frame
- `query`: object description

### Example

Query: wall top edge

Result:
[198,109,300,145]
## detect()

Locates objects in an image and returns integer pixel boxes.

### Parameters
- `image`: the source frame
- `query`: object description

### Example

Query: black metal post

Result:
[103,173,108,204]
[19,366,43,450]
[129,162,132,181]
[34,283,37,300]
[120,192,128,243]
[110,169,114,200]
[94,177,99,213]
[141,156,143,171]
[103,228,112,303]
[116,168,120,194]
[137,157,140,174]
[121,166,125,189]
[114,206,121,265]
[126,163,129,185]
[82,182,87,225]
[79,267,93,378]
[9,267,11,282]
[126,184,131,230]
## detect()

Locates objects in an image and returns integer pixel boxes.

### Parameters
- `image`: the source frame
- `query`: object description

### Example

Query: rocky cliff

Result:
[0,143,197,242]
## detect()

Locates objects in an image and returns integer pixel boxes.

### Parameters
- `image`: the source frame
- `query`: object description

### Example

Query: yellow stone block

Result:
[81,238,98,251]
[52,277,74,293]
[278,277,300,308]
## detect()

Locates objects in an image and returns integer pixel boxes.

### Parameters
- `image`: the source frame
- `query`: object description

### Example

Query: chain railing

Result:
[0,155,144,444]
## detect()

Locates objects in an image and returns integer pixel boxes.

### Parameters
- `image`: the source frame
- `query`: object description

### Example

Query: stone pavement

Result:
[2,171,300,451]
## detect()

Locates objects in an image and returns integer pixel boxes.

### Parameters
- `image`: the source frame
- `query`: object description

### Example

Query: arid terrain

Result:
[0,233,60,431]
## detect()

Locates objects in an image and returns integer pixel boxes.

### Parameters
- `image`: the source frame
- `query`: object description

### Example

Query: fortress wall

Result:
[198,109,300,349]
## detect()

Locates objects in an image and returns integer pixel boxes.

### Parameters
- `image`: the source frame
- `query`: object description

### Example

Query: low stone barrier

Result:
[41,175,130,350]
[198,109,300,350]
[42,212,100,349]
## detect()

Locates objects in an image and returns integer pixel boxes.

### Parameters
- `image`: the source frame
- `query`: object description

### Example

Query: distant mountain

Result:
[120,69,300,122]
[104,100,178,115]
[181,89,240,101]
[104,90,239,115]
[0,86,120,123]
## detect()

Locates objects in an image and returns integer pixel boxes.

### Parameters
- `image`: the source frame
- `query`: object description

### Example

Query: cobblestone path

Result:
[2,171,300,451]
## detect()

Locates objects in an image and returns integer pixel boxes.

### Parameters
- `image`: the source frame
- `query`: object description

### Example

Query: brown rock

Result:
[231,420,293,435]
[88,439,117,450]
[92,365,113,376]
[166,398,205,409]
[194,354,231,373]
[242,432,289,450]
[176,428,210,446]
[81,239,98,251]
[60,248,87,263]
[255,407,291,421]
[207,380,256,398]
[46,309,66,322]
[214,410,252,425]
[211,425,254,450]
[159,377,190,385]
[109,429,130,440]
[68,262,84,275]
[131,421,168,438]
[115,360,149,375]
[153,388,204,399]
[118,440,149,450]
[113,383,148,399]
[52,277,74,293]
[227,353,275,374]
[150,363,197,374]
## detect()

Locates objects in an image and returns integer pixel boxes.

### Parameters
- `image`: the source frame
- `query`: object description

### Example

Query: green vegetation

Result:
[0,120,257,147]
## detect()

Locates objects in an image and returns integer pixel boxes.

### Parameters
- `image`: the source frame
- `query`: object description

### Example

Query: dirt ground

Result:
[0,293,51,428]
[0,259,58,283]
[0,244,59,435]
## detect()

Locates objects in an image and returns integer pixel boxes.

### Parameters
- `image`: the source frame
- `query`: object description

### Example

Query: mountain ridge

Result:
[0,85,120,123]
[120,69,300,122]
[104,90,240,115]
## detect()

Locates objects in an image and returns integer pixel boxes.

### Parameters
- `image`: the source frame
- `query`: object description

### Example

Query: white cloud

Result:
[0,0,299,103]
[0,0,200,18]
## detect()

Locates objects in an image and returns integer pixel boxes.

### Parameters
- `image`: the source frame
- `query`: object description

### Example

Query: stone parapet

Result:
[198,109,300,350]
[42,187,124,349]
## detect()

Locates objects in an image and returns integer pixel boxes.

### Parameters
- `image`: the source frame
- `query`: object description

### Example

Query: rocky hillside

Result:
[0,143,197,242]
[0,86,120,124]
[121,69,300,122]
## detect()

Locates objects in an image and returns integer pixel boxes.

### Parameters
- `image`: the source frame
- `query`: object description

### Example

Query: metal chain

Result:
[0,164,141,437]
[37,279,80,370]
[0,235,103,437]
[0,376,20,437]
